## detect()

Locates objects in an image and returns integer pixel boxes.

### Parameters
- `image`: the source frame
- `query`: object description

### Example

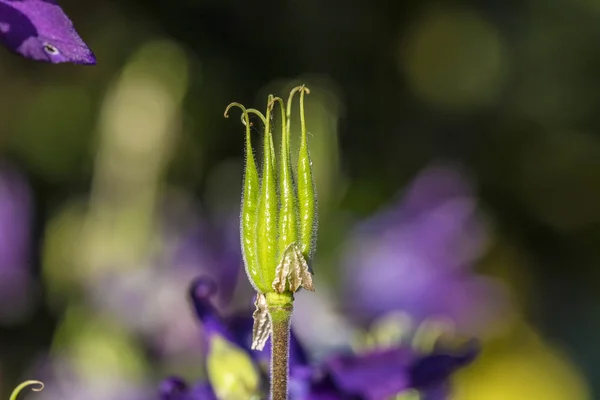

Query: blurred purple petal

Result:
[189,276,236,345]
[160,377,216,400]
[88,193,245,357]
[399,163,477,219]
[324,348,412,399]
[421,383,450,400]
[160,195,242,306]
[317,342,476,400]
[304,377,344,400]
[200,286,310,380]
[160,377,188,400]
[343,162,509,334]
[0,163,34,322]
[187,382,217,400]
[409,341,479,389]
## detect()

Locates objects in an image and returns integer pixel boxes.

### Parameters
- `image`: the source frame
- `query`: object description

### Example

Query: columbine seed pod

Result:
[226,87,316,294]
[225,86,318,349]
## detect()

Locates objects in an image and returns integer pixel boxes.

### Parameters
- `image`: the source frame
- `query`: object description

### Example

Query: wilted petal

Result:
[251,293,271,350]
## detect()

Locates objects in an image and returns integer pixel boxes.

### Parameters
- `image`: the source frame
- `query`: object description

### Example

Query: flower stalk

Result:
[267,292,294,400]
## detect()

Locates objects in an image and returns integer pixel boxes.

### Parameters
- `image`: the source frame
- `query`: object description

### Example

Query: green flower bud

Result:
[207,334,261,399]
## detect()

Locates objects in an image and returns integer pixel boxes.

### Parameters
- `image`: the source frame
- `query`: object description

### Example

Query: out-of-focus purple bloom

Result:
[160,377,188,400]
[0,163,35,323]
[169,210,243,307]
[342,162,509,334]
[189,277,238,346]
[162,276,477,400]
[87,194,245,358]
[189,276,309,379]
[317,342,477,400]
[0,0,96,64]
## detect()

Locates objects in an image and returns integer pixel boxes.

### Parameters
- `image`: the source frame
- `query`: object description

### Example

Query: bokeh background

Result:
[0,0,598,398]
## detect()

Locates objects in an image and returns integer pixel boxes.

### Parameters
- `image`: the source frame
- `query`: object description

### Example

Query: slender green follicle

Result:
[256,97,279,287]
[225,103,266,292]
[295,86,317,260]
[270,96,299,266]
[10,380,44,400]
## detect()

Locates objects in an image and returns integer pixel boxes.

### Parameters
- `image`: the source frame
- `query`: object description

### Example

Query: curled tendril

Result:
[10,380,44,400]
[224,102,251,127]
[268,96,285,112]
[268,96,286,135]
[286,85,310,137]
[246,109,267,127]
[224,102,267,128]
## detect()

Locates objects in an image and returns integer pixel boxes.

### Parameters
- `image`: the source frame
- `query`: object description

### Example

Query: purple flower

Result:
[188,276,309,378]
[342,162,509,335]
[0,0,95,64]
[161,276,477,400]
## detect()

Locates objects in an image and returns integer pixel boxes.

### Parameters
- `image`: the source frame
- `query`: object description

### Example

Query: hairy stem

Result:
[266,292,294,400]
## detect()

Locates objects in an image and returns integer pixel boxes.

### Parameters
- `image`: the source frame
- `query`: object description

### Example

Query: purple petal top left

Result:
[0,0,95,64]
